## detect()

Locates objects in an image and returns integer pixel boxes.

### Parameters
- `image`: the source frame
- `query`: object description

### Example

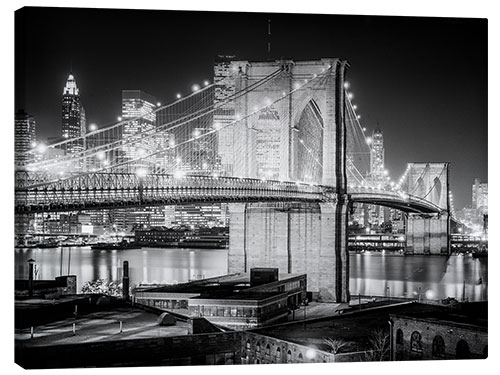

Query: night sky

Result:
[15,7,487,210]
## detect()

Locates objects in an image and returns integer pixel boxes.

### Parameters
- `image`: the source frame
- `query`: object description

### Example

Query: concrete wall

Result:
[406,213,449,255]
[228,201,349,302]
[392,315,487,360]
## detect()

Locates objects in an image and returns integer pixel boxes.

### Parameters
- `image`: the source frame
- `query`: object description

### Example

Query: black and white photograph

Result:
[8,2,491,372]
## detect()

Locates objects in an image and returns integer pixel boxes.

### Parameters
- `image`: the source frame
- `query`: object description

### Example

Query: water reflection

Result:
[15,248,487,301]
[350,252,487,301]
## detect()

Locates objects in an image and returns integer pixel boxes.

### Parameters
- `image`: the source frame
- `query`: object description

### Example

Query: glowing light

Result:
[203,80,210,86]
[202,162,208,169]
[137,148,147,157]
[97,151,105,160]
[168,139,176,147]
[362,127,366,131]
[212,173,219,179]
[265,97,272,106]
[343,81,350,89]
[63,134,69,138]
[235,114,242,121]
[36,143,47,154]
[293,82,301,90]
[282,91,286,97]
[176,93,182,99]
[136,167,148,178]
[175,157,182,163]
[425,289,435,300]
[366,137,373,145]
[156,102,161,107]
[31,141,37,148]
[192,84,200,92]
[357,115,361,119]
[193,129,201,137]
[89,123,98,132]
[173,170,185,179]
[353,104,358,110]
[347,92,354,100]
[102,160,110,166]
[383,169,389,176]
[213,122,222,130]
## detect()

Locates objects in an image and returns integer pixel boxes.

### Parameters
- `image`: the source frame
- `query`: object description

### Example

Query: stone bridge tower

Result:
[215,58,350,302]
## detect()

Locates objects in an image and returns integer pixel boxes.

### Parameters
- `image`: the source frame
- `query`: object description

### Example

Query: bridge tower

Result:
[404,162,450,255]
[220,58,350,302]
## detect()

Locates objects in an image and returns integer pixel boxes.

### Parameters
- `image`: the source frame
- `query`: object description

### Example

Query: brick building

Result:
[391,302,487,360]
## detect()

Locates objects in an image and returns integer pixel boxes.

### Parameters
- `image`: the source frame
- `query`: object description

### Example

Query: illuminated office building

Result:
[370,128,385,187]
[14,109,36,167]
[61,73,86,155]
[122,90,157,166]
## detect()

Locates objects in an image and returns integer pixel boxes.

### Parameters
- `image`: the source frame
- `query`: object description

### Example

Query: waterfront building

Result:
[61,73,86,155]
[14,109,36,167]
[134,269,307,330]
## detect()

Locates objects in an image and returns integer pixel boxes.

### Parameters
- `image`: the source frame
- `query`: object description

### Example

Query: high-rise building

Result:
[122,90,157,166]
[214,55,237,176]
[61,73,86,155]
[472,178,488,214]
[14,109,36,167]
[369,128,385,187]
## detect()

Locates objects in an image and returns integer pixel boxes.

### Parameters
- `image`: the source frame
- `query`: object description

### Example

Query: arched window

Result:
[456,340,470,359]
[287,350,292,363]
[298,353,303,362]
[432,335,446,359]
[410,331,423,358]
[396,329,404,345]
[276,347,281,361]
[246,340,251,350]
[395,329,404,360]
[256,342,261,354]
[265,344,271,358]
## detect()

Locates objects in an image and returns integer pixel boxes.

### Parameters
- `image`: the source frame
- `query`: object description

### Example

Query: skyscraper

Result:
[472,178,488,215]
[14,109,36,167]
[61,73,86,154]
[121,90,157,166]
[369,128,385,187]
[214,56,237,176]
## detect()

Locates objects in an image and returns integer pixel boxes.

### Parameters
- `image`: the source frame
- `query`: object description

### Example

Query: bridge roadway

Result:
[14,171,443,214]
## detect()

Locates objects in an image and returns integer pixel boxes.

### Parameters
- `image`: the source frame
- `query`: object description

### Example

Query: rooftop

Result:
[253,302,486,354]
[16,300,189,348]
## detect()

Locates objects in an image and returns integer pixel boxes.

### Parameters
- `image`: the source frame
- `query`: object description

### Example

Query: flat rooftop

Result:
[16,305,189,347]
[253,302,487,354]
[136,272,304,296]
[390,301,487,329]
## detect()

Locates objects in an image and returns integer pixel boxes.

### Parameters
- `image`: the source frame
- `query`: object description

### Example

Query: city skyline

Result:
[15,7,487,210]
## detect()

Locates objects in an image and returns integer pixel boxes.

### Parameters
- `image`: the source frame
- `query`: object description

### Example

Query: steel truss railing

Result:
[15,171,333,213]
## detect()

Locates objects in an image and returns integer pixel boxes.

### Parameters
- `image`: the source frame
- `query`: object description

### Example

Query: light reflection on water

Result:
[15,248,487,301]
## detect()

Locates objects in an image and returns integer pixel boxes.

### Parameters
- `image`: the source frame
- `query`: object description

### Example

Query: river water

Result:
[14,247,488,302]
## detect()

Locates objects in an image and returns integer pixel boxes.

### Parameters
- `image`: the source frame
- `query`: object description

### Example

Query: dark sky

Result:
[15,7,487,210]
